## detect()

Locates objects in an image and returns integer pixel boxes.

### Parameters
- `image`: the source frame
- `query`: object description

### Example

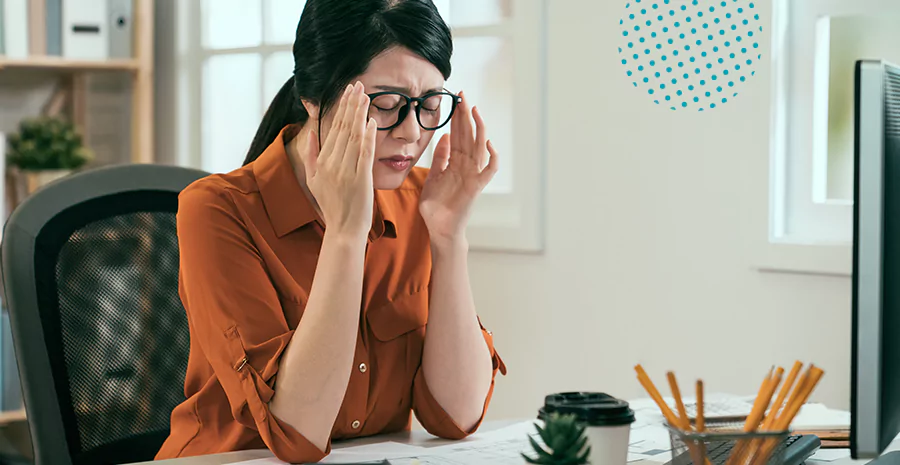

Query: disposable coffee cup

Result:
[539,392,636,465]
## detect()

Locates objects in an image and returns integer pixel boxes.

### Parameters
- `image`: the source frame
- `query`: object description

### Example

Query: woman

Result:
[155,0,506,462]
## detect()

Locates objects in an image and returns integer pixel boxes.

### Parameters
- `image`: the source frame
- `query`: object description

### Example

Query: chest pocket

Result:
[366,289,429,342]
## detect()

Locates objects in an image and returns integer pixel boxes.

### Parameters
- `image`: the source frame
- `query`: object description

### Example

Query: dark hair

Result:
[242,0,453,166]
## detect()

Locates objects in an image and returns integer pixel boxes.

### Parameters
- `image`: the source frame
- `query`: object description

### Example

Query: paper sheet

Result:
[317,442,430,464]
[792,403,852,430]
[390,437,537,465]
[233,441,428,464]
[808,448,852,462]
[399,421,544,465]
[230,423,542,465]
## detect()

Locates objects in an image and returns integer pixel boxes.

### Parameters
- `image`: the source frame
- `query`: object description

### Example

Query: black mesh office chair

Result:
[0,164,209,465]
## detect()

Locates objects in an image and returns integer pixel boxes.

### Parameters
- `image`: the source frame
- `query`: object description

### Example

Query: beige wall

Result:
[474,0,853,422]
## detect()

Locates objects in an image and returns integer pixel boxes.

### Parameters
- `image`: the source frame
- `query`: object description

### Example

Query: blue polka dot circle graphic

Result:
[617,0,762,111]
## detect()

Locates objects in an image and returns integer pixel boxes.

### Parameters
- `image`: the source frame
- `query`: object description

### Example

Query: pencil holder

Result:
[666,424,789,465]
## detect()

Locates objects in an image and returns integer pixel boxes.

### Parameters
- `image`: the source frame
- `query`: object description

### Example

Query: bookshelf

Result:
[0,0,155,164]
[0,2,156,439]
[0,57,140,72]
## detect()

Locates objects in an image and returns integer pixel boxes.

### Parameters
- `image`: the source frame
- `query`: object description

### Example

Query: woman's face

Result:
[317,47,447,190]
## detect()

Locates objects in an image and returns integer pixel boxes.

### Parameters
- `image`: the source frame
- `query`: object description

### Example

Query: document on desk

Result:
[233,441,428,464]
[233,422,543,464]
[392,421,545,465]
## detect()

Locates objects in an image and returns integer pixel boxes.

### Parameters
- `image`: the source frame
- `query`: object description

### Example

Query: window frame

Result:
[758,0,853,276]
[448,0,547,253]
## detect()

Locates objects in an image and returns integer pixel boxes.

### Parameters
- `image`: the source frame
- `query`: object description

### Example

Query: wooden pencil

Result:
[696,380,705,433]
[750,366,825,465]
[667,372,692,429]
[635,365,681,427]
[667,372,707,465]
[697,380,709,465]
[741,367,789,464]
[773,367,824,430]
[745,367,784,431]
[635,366,707,464]
[760,361,803,430]
[728,367,783,465]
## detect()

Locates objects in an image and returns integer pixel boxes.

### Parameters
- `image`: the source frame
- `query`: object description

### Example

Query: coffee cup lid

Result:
[539,392,636,427]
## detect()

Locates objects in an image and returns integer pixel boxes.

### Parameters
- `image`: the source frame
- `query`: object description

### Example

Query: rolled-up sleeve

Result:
[411,320,507,439]
[176,182,328,463]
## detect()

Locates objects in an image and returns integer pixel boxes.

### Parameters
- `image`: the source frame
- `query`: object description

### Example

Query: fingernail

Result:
[345,84,353,94]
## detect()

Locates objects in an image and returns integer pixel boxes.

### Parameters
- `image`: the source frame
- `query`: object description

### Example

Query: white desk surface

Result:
[134,419,900,465]
[134,420,522,464]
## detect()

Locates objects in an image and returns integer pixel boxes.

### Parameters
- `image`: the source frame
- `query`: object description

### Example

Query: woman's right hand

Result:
[303,81,377,241]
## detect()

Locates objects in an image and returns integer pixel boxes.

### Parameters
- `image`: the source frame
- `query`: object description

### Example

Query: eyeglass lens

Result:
[368,93,455,130]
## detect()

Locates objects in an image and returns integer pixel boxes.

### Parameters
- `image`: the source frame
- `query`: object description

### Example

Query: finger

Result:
[330,82,363,167]
[303,128,319,181]
[481,140,499,182]
[455,91,475,153]
[320,83,354,163]
[358,117,377,175]
[429,133,451,180]
[450,91,462,153]
[472,106,488,169]
[342,83,369,169]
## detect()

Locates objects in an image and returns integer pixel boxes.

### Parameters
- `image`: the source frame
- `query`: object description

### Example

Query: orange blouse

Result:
[155,127,506,463]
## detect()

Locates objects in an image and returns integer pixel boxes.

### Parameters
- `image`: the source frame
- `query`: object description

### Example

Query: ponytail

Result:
[243,76,308,166]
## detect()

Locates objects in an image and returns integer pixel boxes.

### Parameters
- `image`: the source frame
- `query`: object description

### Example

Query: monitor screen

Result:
[851,58,900,459]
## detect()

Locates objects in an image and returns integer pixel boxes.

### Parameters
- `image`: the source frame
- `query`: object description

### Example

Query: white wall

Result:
[150,0,854,422]
[473,0,853,422]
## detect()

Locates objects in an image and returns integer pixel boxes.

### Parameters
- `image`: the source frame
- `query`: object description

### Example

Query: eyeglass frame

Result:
[365,90,461,131]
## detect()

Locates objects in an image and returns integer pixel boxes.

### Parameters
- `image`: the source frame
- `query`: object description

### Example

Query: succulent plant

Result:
[522,412,591,465]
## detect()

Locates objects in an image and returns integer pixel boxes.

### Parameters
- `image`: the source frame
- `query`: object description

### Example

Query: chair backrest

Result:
[1,164,209,465]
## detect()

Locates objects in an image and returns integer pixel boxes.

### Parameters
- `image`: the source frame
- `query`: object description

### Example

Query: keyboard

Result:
[667,434,822,465]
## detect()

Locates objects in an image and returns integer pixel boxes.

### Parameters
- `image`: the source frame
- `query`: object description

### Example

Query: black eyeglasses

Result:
[366,91,461,131]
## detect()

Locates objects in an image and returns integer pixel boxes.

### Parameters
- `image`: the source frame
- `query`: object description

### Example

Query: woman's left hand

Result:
[419,92,498,248]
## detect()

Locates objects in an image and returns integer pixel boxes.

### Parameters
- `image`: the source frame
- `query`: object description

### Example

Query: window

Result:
[762,0,899,274]
[172,0,545,252]
[426,0,546,252]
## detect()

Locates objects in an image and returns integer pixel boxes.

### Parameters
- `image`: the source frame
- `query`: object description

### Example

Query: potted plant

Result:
[6,116,92,194]
[523,412,592,465]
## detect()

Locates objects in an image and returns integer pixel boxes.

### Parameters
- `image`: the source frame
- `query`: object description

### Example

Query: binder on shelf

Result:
[28,0,46,55]
[45,0,61,55]
[0,0,5,54]
[2,0,28,58]
[61,0,107,60]
[107,0,131,59]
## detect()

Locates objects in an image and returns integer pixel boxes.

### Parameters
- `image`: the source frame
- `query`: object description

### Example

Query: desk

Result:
[133,419,900,465]
[135,421,521,465]
[823,434,900,465]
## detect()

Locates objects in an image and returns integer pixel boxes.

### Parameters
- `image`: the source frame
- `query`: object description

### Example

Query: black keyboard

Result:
[667,434,822,465]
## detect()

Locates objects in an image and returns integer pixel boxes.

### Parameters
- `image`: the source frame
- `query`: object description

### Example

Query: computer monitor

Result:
[851,59,900,460]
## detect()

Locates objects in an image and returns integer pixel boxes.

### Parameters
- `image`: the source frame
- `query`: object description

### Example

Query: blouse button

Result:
[351,420,361,429]
[359,363,367,373]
